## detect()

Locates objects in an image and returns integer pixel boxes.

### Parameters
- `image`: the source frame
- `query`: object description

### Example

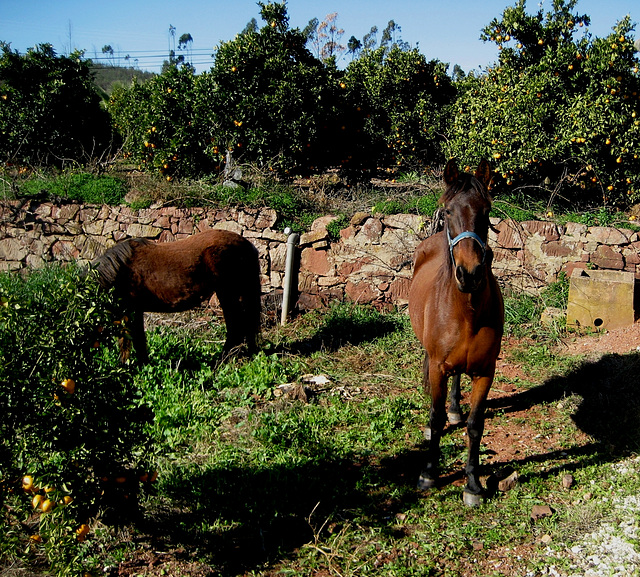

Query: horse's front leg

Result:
[418,356,448,490]
[448,374,463,425]
[130,311,149,364]
[463,374,493,506]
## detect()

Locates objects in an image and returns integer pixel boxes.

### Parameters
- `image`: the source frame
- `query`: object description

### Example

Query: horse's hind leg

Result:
[422,354,432,440]
[239,280,261,356]
[117,311,147,363]
[418,356,448,490]
[217,291,246,355]
[448,375,463,425]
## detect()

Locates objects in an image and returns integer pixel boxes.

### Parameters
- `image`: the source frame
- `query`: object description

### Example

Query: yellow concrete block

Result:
[566,269,635,331]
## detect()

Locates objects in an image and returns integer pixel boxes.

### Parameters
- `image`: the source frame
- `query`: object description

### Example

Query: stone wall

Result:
[1,199,639,311]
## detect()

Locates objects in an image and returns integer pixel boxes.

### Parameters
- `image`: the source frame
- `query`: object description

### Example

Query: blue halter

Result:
[446,228,487,267]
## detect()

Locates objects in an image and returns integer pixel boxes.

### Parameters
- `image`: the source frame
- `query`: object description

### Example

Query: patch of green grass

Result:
[371,193,440,216]
[18,172,127,204]
[503,274,569,339]
[196,183,319,232]
[557,206,636,228]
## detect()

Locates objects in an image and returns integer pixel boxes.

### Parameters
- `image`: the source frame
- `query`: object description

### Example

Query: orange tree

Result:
[109,2,342,179]
[198,1,342,177]
[447,0,640,207]
[343,45,455,172]
[108,64,216,180]
[0,43,112,167]
[0,265,154,573]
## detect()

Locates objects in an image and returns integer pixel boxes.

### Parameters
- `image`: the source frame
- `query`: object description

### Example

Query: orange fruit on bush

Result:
[76,524,91,542]
[41,499,55,513]
[22,475,34,492]
[32,494,44,509]
[61,378,75,394]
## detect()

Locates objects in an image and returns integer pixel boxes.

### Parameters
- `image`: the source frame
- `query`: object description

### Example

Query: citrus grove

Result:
[1,0,638,205]
[447,0,640,207]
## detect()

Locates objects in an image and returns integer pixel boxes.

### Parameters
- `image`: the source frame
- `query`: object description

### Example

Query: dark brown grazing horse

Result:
[92,229,261,363]
[408,159,504,506]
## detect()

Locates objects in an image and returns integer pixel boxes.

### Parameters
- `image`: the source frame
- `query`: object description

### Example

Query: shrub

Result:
[200,1,341,176]
[343,45,455,170]
[108,65,215,180]
[446,0,640,208]
[0,43,113,167]
[0,265,153,573]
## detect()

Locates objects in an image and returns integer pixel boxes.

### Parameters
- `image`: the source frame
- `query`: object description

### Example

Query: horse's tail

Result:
[242,241,262,353]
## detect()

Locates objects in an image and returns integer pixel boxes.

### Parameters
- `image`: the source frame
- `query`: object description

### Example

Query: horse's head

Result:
[440,159,493,293]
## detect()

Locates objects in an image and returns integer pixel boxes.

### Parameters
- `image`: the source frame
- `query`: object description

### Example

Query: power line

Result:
[90,52,214,62]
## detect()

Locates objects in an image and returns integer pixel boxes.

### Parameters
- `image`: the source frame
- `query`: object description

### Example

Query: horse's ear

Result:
[475,159,492,187]
[443,159,459,185]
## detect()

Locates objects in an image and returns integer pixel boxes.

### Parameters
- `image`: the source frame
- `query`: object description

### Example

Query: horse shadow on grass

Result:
[488,351,640,456]
[269,308,405,356]
[131,447,428,576]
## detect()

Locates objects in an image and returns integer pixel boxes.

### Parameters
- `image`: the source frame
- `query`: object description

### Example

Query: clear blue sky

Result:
[0,0,637,74]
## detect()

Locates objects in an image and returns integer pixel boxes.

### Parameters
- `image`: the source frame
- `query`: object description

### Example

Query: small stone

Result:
[583,492,593,501]
[562,473,575,489]
[350,211,370,226]
[498,470,519,492]
[531,504,553,521]
[541,306,564,325]
[300,374,331,386]
[540,534,552,544]
[274,383,309,402]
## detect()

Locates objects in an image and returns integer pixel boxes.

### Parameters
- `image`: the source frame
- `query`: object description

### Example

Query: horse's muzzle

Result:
[455,264,485,293]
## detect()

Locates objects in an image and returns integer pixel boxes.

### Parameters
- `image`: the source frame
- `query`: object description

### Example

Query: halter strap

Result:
[446,228,487,266]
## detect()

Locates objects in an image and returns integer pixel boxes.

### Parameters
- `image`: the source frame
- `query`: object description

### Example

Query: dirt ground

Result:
[557,321,640,357]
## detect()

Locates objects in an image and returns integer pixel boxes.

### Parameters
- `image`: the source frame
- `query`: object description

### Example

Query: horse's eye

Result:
[445,208,451,216]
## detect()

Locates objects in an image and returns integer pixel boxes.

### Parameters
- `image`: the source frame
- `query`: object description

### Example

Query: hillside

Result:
[91,63,155,96]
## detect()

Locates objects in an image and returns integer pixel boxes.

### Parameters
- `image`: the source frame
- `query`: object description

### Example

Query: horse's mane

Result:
[439,172,493,206]
[92,238,152,288]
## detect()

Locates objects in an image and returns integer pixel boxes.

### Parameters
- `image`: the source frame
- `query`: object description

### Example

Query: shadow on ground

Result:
[489,351,640,454]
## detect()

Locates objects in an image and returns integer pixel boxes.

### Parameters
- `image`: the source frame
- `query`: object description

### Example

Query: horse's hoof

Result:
[417,474,437,491]
[424,427,432,441]
[447,412,463,425]
[463,490,484,507]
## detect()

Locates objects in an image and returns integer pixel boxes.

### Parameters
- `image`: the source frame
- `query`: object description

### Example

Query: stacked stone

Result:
[1,199,639,309]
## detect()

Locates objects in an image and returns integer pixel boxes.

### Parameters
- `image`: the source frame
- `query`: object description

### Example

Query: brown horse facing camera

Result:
[408,159,504,506]
[92,229,261,364]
